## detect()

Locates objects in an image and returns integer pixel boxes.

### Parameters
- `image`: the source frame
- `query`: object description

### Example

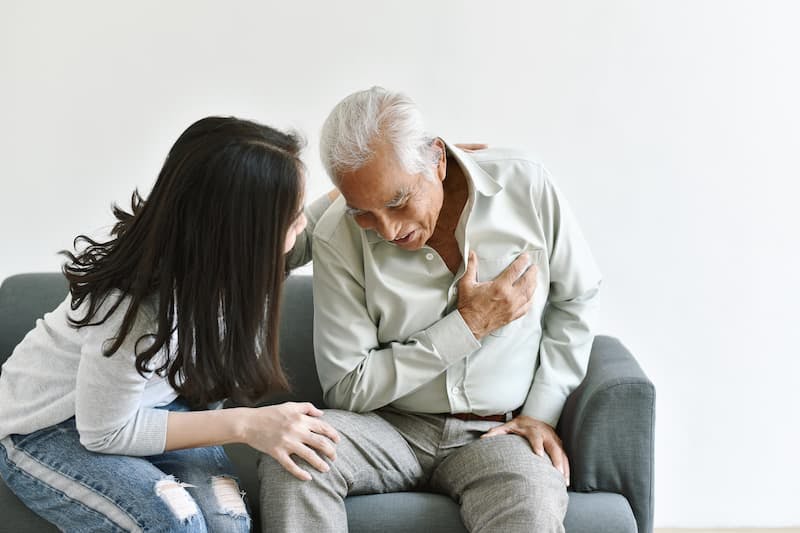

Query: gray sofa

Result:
[0,273,655,532]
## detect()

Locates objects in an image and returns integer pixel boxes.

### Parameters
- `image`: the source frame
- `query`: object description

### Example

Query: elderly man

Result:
[258,87,601,532]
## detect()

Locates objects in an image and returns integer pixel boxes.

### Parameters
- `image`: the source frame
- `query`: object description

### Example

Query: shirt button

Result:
[425,253,435,261]
[451,386,460,394]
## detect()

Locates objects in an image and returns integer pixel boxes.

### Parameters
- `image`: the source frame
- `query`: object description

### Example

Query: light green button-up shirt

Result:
[310,143,601,427]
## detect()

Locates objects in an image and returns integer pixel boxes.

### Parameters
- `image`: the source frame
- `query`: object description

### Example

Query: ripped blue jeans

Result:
[0,398,251,532]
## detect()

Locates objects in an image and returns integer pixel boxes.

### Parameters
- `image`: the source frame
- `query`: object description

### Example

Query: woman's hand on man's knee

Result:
[242,402,340,481]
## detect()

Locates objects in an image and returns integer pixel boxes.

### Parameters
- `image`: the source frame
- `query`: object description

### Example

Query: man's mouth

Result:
[392,231,415,245]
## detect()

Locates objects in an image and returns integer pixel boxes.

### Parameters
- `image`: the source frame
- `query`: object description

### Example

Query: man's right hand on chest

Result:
[456,251,537,340]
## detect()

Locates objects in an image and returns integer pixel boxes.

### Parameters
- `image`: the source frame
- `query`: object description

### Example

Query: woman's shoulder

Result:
[66,288,161,337]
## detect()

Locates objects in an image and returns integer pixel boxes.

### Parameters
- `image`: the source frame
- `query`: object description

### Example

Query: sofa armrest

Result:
[557,335,655,533]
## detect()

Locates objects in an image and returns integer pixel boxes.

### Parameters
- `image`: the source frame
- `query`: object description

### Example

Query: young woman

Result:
[0,116,340,532]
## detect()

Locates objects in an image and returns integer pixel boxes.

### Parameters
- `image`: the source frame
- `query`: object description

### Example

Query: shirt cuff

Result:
[520,384,568,429]
[425,310,481,366]
[124,407,170,456]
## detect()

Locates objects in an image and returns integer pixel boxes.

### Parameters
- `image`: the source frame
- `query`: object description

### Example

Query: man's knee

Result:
[444,434,567,505]
[256,447,344,493]
[257,409,420,494]
[486,434,566,492]
[511,454,568,512]
[252,411,361,480]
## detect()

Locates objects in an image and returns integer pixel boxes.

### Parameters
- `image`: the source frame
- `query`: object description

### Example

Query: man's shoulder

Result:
[312,196,365,257]
[464,147,551,190]
[468,146,545,168]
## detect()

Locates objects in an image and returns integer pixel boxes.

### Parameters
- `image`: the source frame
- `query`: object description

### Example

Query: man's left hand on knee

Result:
[480,415,570,486]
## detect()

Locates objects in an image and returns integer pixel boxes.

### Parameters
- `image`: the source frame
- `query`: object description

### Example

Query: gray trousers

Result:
[257,408,567,532]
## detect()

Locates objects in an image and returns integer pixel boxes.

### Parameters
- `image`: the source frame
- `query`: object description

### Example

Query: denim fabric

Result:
[0,398,251,532]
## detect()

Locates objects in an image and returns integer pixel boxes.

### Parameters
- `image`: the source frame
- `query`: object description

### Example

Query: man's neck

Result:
[431,156,469,242]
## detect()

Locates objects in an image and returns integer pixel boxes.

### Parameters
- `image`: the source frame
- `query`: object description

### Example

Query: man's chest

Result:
[361,226,549,345]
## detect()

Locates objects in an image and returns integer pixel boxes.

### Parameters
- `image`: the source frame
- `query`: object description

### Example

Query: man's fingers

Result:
[528,434,545,457]
[455,143,489,152]
[541,436,570,483]
[499,253,530,285]
[460,251,478,286]
[546,440,565,477]
[276,452,312,481]
[481,423,511,439]
[514,263,537,290]
[509,297,534,322]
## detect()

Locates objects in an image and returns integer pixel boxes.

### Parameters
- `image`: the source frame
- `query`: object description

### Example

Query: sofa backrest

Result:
[272,275,326,406]
[0,273,68,366]
[0,273,325,407]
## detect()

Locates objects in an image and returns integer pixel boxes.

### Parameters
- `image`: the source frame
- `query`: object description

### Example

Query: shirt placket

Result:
[443,183,477,414]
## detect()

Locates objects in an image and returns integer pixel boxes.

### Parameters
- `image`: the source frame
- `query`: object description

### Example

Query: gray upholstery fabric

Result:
[0,273,69,364]
[346,493,466,532]
[0,273,654,533]
[557,336,656,533]
[564,492,637,533]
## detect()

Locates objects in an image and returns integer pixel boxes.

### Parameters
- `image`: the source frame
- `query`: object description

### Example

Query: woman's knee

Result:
[203,475,251,532]
[156,474,252,532]
[152,477,210,532]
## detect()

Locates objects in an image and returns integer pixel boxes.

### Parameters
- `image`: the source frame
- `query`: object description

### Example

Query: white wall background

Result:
[2,0,798,527]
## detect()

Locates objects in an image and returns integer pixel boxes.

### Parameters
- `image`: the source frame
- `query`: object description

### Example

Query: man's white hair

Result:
[320,86,438,185]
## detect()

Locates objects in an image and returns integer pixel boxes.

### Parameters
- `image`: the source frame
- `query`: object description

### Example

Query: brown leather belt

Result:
[451,409,520,423]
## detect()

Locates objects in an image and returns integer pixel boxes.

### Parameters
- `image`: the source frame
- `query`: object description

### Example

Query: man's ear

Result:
[433,138,447,181]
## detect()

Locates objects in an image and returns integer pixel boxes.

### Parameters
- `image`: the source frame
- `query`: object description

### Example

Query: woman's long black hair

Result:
[61,116,305,406]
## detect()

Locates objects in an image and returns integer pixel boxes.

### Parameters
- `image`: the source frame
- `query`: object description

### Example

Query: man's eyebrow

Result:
[344,186,412,216]
[385,186,412,208]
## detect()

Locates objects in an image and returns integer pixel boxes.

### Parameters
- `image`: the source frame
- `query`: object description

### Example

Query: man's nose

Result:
[373,211,399,241]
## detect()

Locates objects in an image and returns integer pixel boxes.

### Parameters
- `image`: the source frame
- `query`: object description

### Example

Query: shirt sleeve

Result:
[520,167,602,428]
[74,293,169,456]
[286,192,334,270]
[312,238,481,412]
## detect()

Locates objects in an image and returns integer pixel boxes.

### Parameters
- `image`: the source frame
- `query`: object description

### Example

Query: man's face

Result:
[338,139,445,251]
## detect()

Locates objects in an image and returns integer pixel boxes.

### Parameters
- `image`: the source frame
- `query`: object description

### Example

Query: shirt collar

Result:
[443,139,503,198]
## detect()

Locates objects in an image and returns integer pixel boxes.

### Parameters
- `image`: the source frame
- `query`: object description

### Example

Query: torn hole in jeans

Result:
[155,476,199,522]
[211,476,248,517]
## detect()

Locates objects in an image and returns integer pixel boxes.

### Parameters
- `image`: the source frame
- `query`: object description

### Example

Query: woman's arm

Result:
[165,402,340,481]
